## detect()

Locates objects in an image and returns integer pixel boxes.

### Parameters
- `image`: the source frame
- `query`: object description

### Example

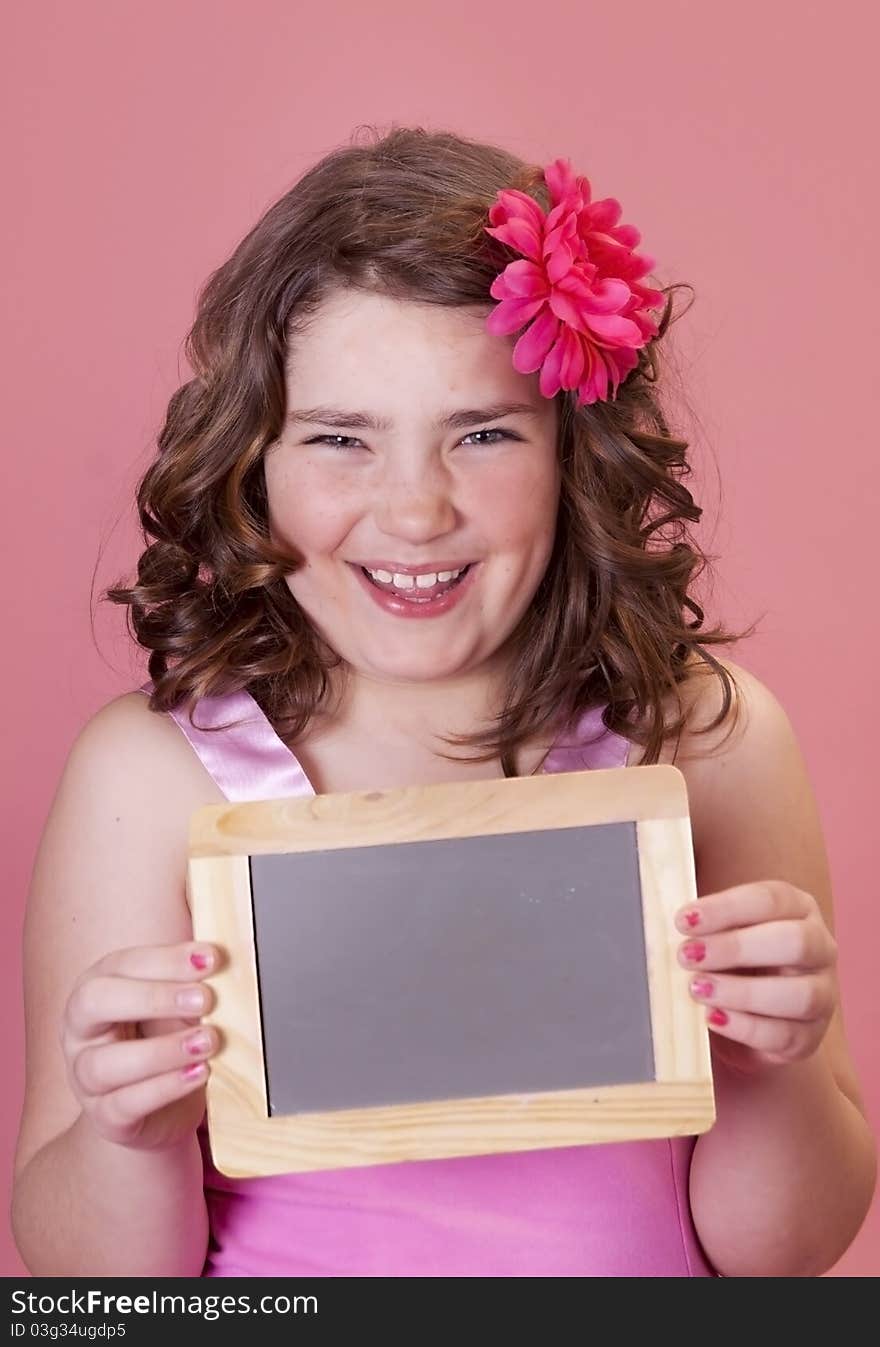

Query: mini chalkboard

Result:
[186,765,715,1177]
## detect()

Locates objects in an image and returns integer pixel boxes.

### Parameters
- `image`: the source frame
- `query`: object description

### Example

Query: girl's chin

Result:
[359,658,480,683]
[344,642,490,682]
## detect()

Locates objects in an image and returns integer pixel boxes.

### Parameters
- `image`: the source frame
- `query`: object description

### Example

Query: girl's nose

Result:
[372,471,458,542]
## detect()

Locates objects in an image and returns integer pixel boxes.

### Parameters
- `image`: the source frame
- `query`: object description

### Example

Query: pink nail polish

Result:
[708,1008,729,1027]
[190,952,212,971]
[682,941,706,963]
[690,977,714,999]
[182,1062,207,1080]
[185,1031,211,1056]
[684,910,701,929]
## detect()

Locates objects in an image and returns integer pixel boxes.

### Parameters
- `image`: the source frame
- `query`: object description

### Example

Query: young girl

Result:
[12,127,875,1278]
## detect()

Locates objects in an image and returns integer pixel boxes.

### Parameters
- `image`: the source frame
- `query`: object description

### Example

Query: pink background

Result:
[2,1,877,1276]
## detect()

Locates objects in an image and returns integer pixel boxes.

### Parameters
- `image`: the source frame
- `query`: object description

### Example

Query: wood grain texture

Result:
[206,1081,717,1179]
[185,764,716,1176]
[638,818,714,1086]
[189,763,689,856]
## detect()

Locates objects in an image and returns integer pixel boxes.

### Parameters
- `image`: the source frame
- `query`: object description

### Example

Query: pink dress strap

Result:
[136,682,313,802]
[133,679,714,1277]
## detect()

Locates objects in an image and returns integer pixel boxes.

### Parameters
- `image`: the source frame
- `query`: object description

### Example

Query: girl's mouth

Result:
[361,563,472,600]
[350,562,478,619]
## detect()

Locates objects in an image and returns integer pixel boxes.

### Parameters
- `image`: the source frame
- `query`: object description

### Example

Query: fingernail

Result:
[681,941,706,963]
[683,910,701,929]
[177,987,207,1011]
[708,1008,729,1027]
[690,977,714,999]
[190,951,213,971]
[181,1062,207,1080]
[184,1031,212,1056]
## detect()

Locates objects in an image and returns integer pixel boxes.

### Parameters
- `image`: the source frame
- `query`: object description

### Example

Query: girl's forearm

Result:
[12,1112,209,1277]
[690,1053,876,1277]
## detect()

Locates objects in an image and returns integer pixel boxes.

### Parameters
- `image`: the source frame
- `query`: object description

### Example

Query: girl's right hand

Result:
[61,942,221,1152]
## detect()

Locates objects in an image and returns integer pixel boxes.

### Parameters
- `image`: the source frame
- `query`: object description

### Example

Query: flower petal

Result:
[594,356,611,402]
[489,188,546,234]
[608,222,640,248]
[538,330,569,398]
[544,198,576,237]
[556,273,632,314]
[512,308,559,373]
[582,311,644,346]
[632,281,665,310]
[485,217,543,263]
[548,286,595,332]
[486,294,547,336]
[585,197,623,232]
[545,240,577,285]
[492,258,549,299]
[544,158,581,207]
[609,345,639,392]
[558,327,586,389]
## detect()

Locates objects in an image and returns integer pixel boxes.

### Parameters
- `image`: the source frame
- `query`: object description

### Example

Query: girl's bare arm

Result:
[12,695,215,1276]
[683,661,876,1276]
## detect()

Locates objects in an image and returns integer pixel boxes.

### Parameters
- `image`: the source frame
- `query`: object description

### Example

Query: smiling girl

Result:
[12,126,875,1277]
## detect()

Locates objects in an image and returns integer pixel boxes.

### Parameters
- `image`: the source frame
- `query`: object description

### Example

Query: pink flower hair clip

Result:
[484,159,666,406]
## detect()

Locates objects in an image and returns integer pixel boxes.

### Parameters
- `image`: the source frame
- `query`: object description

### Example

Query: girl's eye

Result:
[459,428,516,445]
[305,435,365,450]
[304,428,517,450]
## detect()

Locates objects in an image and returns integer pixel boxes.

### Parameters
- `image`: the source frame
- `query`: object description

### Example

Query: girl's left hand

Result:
[674,881,839,1074]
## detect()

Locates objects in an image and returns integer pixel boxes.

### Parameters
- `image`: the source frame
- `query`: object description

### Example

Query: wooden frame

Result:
[187,763,715,1177]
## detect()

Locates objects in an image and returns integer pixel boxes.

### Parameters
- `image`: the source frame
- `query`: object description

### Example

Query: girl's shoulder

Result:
[624,652,757,766]
[673,653,785,775]
[47,688,230,939]
[70,690,227,842]
[626,655,793,862]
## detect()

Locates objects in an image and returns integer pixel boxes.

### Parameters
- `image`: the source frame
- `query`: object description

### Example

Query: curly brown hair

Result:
[104,123,757,775]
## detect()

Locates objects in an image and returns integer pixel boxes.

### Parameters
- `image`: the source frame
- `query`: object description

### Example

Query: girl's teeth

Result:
[361,563,470,606]
[365,566,464,588]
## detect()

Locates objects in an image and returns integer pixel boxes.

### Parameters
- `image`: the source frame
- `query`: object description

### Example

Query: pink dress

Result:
[137,681,715,1277]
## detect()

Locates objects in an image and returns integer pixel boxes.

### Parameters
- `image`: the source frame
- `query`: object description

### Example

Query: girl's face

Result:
[265,287,560,687]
